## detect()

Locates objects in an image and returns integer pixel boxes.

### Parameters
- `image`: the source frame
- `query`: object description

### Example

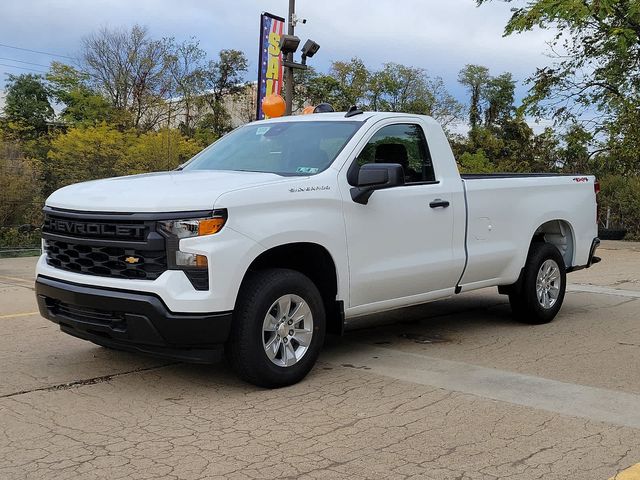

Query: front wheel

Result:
[226,268,326,388]
[509,243,567,325]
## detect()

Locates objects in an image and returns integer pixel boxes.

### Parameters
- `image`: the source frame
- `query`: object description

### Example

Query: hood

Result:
[46,170,291,213]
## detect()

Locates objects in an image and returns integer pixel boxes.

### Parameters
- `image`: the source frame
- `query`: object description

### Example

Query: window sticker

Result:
[296,167,320,174]
[255,126,271,135]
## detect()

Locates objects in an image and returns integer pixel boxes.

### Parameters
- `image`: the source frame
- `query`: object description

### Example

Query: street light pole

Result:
[284,0,295,115]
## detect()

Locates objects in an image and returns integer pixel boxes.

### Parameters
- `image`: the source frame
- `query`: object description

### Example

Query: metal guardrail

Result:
[0,247,41,257]
[0,247,41,253]
[1,225,42,256]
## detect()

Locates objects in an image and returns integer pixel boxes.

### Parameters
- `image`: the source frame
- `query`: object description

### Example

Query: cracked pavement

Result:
[1,241,640,479]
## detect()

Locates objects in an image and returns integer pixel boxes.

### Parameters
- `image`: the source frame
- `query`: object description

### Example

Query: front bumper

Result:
[36,275,232,363]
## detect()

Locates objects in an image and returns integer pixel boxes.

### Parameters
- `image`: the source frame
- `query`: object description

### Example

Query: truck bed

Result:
[458,173,597,289]
[460,173,580,179]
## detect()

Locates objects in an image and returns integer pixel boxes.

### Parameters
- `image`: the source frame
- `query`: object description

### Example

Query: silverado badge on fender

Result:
[289,185,331,193]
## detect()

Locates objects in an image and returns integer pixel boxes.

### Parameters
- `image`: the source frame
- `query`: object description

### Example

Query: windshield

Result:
[183,121,361,175]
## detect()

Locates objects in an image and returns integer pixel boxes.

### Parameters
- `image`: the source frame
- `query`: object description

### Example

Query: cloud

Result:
[0,0,555,106]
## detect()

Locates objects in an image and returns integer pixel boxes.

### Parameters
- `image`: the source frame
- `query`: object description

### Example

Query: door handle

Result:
[429,199,450,208]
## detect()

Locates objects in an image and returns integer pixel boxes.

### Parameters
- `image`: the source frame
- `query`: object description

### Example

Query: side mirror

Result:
[350,163,405,204]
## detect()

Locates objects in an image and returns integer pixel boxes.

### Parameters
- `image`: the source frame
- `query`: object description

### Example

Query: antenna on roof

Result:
[345,105,364,118]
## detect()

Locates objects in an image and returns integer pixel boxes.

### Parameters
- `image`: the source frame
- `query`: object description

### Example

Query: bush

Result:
[46,123,133,187]
[1,126,205,257]
[0,139,43,227]
[457,150,496,173]
[0,227,41,257]
[598,175,640,240]
[46,124,204,186]
[115,129,202,175]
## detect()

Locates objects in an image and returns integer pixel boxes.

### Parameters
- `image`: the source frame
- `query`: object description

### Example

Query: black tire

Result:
[509,242,567,325]
[226,268,326,388]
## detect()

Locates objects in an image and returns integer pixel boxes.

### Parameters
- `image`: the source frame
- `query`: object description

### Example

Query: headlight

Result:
[158,214,226,239]
[158,210,227,291]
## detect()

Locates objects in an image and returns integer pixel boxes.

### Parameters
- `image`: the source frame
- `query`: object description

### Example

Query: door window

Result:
[354,124,435,183]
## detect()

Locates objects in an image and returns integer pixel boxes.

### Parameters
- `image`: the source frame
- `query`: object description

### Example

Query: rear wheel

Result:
[509,243,566,325]
[226,268,326,388]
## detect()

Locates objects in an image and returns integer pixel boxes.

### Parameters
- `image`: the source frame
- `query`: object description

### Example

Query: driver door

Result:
[341,121,464,311]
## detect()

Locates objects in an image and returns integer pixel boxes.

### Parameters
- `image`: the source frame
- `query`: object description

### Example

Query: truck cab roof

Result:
[254,111,438,125]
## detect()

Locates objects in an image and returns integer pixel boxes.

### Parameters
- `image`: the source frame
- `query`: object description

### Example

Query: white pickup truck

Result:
[36,111,601,387]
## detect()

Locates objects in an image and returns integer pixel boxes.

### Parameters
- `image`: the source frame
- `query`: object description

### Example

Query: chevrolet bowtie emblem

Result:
[124,256,140,264]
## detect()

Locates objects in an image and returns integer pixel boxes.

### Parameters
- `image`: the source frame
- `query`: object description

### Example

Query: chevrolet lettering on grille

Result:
[45,218,145,239]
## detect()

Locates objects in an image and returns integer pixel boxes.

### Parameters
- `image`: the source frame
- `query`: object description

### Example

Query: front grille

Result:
[41,208,213,288]
[48,299,126,329]
[44,239,167,280]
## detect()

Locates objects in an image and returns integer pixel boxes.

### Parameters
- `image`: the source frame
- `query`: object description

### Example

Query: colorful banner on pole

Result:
[256,12,285,120]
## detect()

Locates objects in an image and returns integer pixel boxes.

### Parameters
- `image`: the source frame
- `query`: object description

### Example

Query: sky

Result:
[0,0,556,125]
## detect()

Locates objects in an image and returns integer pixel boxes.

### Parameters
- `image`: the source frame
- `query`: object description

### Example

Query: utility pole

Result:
[284,0,295,115]
[278,0,319,115]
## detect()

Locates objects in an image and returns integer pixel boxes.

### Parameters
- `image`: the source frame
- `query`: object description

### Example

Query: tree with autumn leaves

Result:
[3,8,640,248]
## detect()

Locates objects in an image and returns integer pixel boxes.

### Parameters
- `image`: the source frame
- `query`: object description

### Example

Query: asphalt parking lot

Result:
[1,241,640,480]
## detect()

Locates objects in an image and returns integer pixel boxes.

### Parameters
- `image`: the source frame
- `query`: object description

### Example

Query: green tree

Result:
[458,64,490,129]
[293,67,341,111]
[600,102,640,175]
[164,38,207,135]
[2,74,54,139]
[458,66,516,129]
[457,150,496,173]
[294,60,462,127]
[478,0,640,118]
[484,72,515,126]
[328,57,370,110]
[192,114,220,147]
[371,63,427,112]
[466,126,505,167]
[479,0,640,174]
[558,123,592,174]
[425,76,466,130]
[531,127,561,172]
[454,114,564,174]
[202,49,248,136]
[46,62,118,126]
[371,63,463,128]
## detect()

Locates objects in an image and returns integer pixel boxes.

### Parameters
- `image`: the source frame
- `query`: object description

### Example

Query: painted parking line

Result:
[324,343,640,429]
[610,463,640,479]
[568,284,640,299]
[0,312,39,320]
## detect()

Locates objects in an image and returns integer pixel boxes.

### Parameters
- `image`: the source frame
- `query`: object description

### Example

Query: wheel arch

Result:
[240,242,344,334]
[530,219,576,269]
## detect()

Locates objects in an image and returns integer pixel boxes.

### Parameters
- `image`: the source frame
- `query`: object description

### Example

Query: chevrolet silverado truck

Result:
[35,111,601,388]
